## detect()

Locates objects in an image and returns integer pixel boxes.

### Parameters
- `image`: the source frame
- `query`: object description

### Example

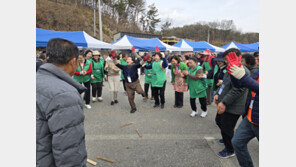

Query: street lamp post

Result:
[98,0,103,41]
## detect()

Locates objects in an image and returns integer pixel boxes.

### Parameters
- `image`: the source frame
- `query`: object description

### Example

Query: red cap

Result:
[201,49,212,56]
[109,51,117,59]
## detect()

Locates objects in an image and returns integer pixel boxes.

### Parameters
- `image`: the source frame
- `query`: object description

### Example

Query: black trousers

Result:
[91,82,103,97]
[206,86,212,104]
[122,80,127,91]
[144,83,153,97]
[190,97,207,112]
[175,91,184,107]
[215,112,240,153]
[152,81,166,105]
[81,80,91,105]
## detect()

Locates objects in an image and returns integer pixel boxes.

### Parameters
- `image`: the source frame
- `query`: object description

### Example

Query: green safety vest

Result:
[74,60,92,83]
[91,59,105,83]
[151,60,166,87]
[120,58,127,80]
[144,61,153,84]
[204,62,213,87]
[212,65,227,91]
[171,62,188,83]
[187,65,207,98]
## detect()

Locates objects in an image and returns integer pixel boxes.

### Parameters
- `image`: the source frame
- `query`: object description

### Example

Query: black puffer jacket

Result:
[36,63,87,167]
[216,66,250,115]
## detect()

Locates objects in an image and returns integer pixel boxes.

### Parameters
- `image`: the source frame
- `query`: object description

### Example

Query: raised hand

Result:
[226,52,242,73]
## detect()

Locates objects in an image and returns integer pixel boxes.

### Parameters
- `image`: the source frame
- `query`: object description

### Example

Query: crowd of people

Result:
[36,38,259,167]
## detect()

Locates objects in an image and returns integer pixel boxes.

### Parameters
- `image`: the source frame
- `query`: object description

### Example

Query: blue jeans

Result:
[232,117,259,167]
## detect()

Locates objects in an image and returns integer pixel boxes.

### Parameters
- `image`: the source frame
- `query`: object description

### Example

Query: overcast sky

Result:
[145,0,259,33]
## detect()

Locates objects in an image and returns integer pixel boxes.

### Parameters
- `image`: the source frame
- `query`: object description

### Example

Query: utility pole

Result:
[98,0,103,41]
[93,0,96,37]
[207,29,210,43]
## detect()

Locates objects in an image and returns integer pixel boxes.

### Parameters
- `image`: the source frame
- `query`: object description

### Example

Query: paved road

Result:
[83,75,259,167]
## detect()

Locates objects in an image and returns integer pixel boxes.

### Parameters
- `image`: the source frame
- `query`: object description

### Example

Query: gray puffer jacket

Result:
[36,63,87,167]
[216,66,250,115]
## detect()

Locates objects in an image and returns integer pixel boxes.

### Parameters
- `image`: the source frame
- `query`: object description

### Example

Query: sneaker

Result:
[114,100,118,103]
[98,97,103,102]
[218,139,224,145]
[200,111,208,118]
[153,104,160,108]
[111,101,115,105]
[190,111,198,117]
[85,104,92,109]
[92,97,97,102]
[161,104,164,109]
[217,149,235,158]
[130,108,137,113]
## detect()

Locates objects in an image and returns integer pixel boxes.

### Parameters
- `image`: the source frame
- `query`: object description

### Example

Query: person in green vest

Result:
[74,50,93,109]
[90,50,105,102]
[205,53,227,96]
[170,55,188,108]
[144,52,168,109]
[84,50,93,60]
[119,52,128,95]
[183,57,208,118]
[143,53,154,101]
[200,49,215,105]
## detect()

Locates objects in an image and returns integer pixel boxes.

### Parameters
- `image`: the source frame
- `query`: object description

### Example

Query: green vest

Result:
[120,58,127,80]
[151,60,166,87]
[204,62,214,87]
[74,60,91,83]
[144,61,153,84]
[91,59,104,83]
[187,65,207,98]
[171,62,188,83]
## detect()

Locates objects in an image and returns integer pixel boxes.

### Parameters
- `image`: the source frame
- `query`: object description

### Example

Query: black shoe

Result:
[177,105,183,108]
[114,100,118,103]
[111,101,115,105]
[153,104,160,108]
[130,108,137,113]
[141,93,145,97]
[161,104,164,109]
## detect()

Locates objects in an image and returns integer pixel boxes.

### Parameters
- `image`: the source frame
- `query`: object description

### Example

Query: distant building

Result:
[161,36,180,46]
[113,32,162,42]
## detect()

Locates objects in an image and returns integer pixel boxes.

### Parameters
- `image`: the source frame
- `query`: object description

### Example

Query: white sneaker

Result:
[200,111,208,117]
[92,97,97,102]
[98,97,103,102]
[190,111,198,117]
[85,104,92,109]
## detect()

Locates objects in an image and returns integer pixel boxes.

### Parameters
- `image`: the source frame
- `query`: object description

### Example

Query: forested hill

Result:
[37,0,258,45]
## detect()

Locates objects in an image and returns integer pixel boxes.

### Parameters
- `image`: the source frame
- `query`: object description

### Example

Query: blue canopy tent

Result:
[36,28,112,49]
[111,35,167,51]
[221,42,258,52]
[174,40,225,52]
[243,42,259,52]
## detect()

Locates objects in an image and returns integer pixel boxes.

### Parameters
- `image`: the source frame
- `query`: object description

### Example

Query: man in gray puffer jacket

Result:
[36,38,87,167]
[213,48,250,159]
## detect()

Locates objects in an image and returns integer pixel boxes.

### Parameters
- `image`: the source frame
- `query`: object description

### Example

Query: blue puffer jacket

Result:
[231,70,259,125]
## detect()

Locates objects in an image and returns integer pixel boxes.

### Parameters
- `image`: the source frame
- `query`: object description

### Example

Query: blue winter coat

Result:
[231,70,259,125]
